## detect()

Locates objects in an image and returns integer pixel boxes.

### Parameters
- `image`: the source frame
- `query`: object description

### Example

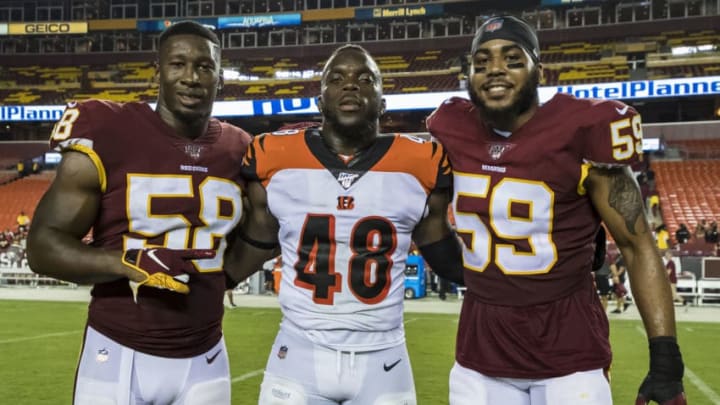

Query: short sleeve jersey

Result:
[50,100,251,357]
[427,93,641,377]
[428,93,642,306]
[241,129,450,350]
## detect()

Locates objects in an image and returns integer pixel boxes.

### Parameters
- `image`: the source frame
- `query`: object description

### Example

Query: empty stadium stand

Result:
[653,160,720,245]
[0,172,54,231]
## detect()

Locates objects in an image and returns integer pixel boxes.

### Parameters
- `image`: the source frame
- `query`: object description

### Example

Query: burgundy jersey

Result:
[428,93,642,377]
[50,100,250,357]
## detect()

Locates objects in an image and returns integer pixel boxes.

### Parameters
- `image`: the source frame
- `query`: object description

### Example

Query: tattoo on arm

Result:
[608,172,644,235]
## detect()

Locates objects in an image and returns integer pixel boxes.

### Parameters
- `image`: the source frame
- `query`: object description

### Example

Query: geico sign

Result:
[9,22,87,35]
[26,23,70,33]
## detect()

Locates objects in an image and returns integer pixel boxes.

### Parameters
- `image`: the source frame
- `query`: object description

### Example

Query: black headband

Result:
[471,15,540,63]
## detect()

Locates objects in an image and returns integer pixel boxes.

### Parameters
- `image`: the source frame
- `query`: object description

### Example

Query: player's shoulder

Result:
[427,97,473,123]
[217,120,252,142]
[71,99,142,116]
[254,127,307,145]
[389,133,443,156]
[250,128,310,160]
[557,93,637,125]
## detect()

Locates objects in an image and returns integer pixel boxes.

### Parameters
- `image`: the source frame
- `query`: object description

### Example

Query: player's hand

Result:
[121,248,215,298]
[635,337,687,405]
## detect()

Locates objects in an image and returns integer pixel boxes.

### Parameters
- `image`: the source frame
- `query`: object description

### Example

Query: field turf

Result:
[1,300,718,404]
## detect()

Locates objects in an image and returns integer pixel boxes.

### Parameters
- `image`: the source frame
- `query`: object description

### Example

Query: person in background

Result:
[663,250,684,305]
[610,254,630,314]
[224,44,463,405]
[655,223,670,251]
[675,223,690,244]
[694,219,707,240]
[427,15,685,405]
[26,21,251,405]
[226,288,238,308]
[16,210,30,234]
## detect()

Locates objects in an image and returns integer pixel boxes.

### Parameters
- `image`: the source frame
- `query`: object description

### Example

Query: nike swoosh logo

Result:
[146,249,169,271]
[615,105,629,115]
[206,349,222,364]
[383,359,402,372]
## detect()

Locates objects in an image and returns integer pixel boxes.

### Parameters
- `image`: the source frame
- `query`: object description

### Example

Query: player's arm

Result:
[585,164,686,405]
[224,180,280,284]
[586,165,674,336]
[27,151,130,284]
[26,151,209,296]
[412,189,464,285]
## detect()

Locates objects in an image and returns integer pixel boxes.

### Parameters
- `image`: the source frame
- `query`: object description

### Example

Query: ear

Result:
[316,96,324,114]
[379,98,386,116]
[152,60,160,85]
[537,62,545,85]
[217,68,225,92]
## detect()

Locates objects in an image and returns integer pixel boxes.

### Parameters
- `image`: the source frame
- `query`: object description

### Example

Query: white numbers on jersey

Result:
[610,114,643,161]
[124,174,243,272]
[50,107,80,141]
[453,172,558,275]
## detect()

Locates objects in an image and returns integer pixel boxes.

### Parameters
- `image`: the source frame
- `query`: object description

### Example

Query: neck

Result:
[320,121,378,155]
[478,102,539,133]
[156,103,209,140]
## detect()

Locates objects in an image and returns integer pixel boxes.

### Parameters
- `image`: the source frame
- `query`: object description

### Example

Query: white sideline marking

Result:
[634,327,720,402]
[0,330,77,344]
[404,318,419,324]
[232,369,264,383]
[685,327,694,332]
[685,368,720,403]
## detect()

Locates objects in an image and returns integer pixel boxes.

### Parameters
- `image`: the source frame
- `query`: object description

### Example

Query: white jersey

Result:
[242,129,451,350]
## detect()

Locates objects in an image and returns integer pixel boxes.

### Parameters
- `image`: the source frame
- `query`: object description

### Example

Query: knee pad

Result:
[373,392,417,405]
[258,373,308,405]
[184,378,230,405]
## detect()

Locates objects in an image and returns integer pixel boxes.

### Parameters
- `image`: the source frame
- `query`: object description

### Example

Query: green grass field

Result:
[1,300,718,404]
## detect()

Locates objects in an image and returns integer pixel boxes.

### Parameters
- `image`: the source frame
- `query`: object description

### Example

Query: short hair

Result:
[322,44,379,77]
[158,20,220,50]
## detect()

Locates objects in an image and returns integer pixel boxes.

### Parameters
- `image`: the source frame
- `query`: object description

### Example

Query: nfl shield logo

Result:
[487,143,514,160]
[277,345,288,359]
[184,144,204,160]
[484,19,504,33]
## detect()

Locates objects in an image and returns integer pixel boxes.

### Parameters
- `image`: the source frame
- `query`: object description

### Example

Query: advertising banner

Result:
[218,14,301,28]
[8,22,88,35]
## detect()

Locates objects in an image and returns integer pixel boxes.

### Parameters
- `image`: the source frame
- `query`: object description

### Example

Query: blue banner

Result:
[2,76,719,122]
[136,18,218,32]
[217,14,301,29]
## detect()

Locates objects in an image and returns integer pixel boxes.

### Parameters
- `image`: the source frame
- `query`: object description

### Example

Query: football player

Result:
[27,21,251,405]
[427,15,686,405]
[224,44,463,405]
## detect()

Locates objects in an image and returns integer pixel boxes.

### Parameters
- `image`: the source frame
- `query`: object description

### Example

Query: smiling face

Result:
[318,47,385,133]
[155,33,221,129]
[468,38,540,122]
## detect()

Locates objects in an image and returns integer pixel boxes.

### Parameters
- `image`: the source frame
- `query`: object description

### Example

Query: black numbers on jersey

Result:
[294,215,341,305]
[294,215,397,305]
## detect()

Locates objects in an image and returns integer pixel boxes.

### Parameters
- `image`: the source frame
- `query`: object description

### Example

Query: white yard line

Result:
[0,330,77,344]
[231,369,264,383]
[634,326,720,403]
[685,368,720,404]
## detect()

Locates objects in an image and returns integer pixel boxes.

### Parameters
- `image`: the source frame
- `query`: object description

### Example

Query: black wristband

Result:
[418,233,464,285]
[237,230,279,250]
[648,336,684,381]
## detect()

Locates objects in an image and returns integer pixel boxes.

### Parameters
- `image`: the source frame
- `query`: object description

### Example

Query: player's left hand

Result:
[635,337,687,405]
[122,248,215,300]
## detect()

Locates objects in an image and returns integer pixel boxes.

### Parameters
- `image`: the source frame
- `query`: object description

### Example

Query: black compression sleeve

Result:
[417,233,465,285]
